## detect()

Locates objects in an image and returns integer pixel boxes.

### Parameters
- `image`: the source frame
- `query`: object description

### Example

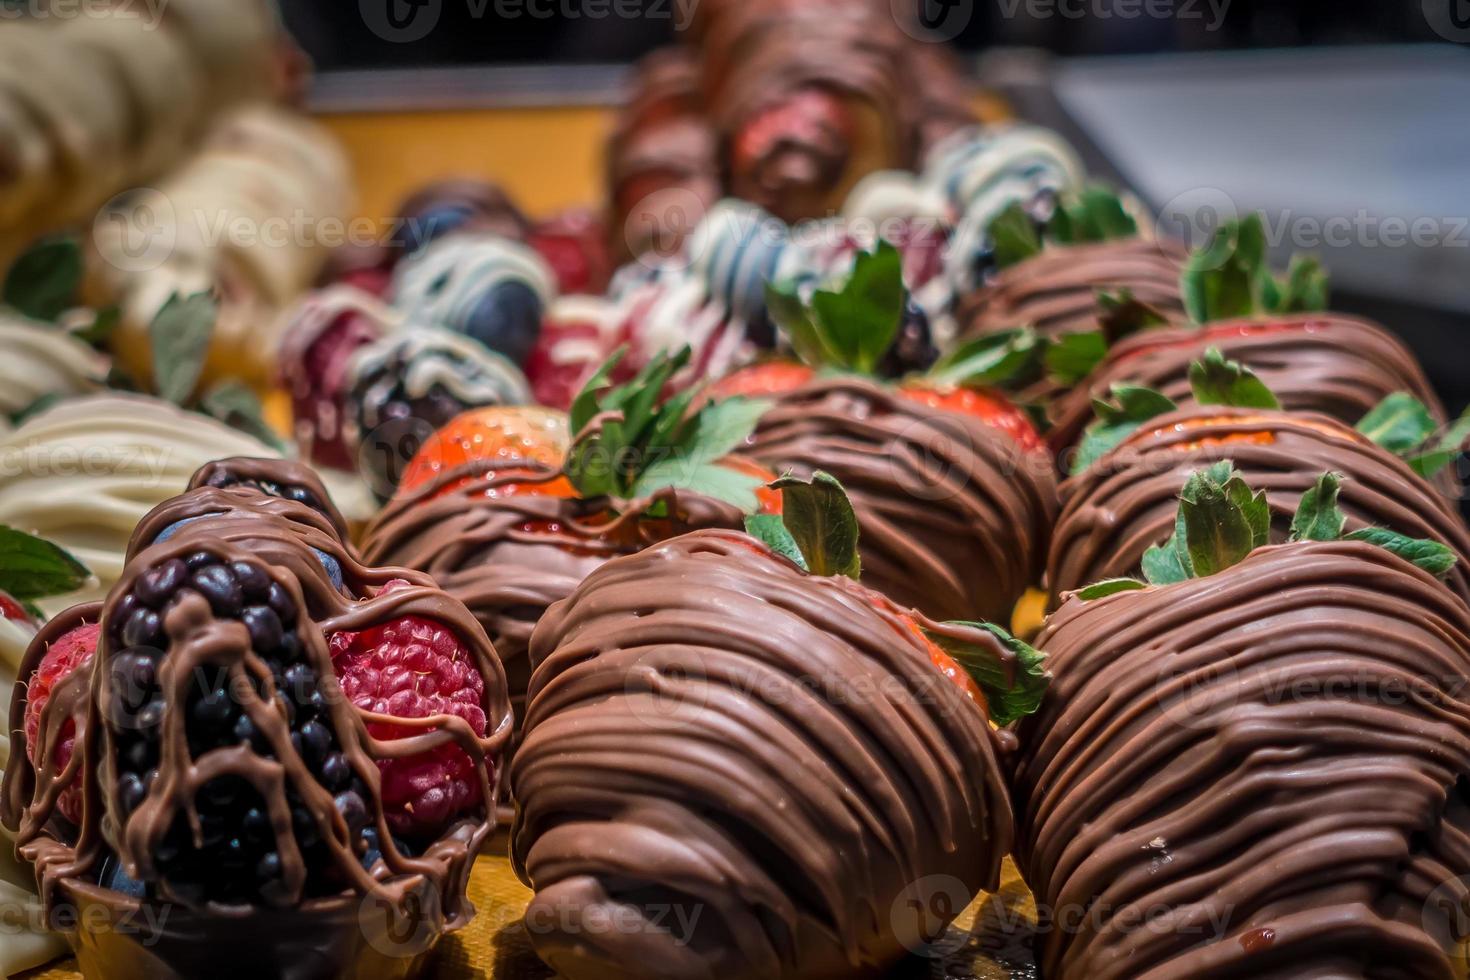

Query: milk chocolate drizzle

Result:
[511,529,1013,980]
[959,237,1188,341]
[1048,314,1446,449]
[3,461,512,937]
[745,376,1058,623]
[1013,540,1470,978]
[1050,405,1470,609]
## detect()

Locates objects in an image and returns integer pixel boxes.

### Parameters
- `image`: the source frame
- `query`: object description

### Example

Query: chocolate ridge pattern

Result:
[1049,405,1470,609]
[744,376,1057,624]
[1014,539,1470,979]
[512,528,1013,980]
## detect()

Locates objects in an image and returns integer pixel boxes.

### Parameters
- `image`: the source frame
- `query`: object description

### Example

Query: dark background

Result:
[282,0,1446,70]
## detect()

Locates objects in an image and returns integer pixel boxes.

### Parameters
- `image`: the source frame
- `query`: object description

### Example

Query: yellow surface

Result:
[318,106,615,230]
[20,851,1036,979]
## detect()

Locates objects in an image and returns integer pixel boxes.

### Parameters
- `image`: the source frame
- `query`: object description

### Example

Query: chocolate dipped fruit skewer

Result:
[364,346,781,729]
[1051,354,1470,606]
[1045,213,1442,448]
[1014,464,1470,978]
[2,460,512,980]
[712,242,1057,624]
[512,473,1046,980]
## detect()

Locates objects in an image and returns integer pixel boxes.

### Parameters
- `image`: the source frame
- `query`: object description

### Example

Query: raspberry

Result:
[106,553,370,907]
[329,581,487,840]
[23,622,101,826]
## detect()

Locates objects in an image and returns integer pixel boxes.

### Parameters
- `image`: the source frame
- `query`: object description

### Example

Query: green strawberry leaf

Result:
[988,202,1044,269]
[3,236,83,322]
[1268,254,1329,313]
[927,327,1044,389]
[568,347,769,512]
[1344,527,1457,577]
[1071,384,1177,475]
[1181,213,1328,324]
[1187,347,1280,409]
[150,292,217,405]
[569,346,628,435]
[764,282,831,367]
[1179,462,1270,576]
[0,525,91,600]
[198,381,286,452]
[1356,392,1437,455]
[1096,288,1168,341]
[1406,407,1470,479]
[1044,331,1107,387]
[1048,186,1138,245]
[1290,471,1347,542]
[1075,578,1148,600]
[9,392,64,428]
[808,241,905,375]
[744,513,807,571]
[631,460,763,513]
[768,472,861,579]
[1142,462,1267,583]
[70,305,121,347]
[924,621,1049,726]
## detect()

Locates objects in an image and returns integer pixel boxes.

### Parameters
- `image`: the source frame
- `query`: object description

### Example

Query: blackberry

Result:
[104,552,369,907]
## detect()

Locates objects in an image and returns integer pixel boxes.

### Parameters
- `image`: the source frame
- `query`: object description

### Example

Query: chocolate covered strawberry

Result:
[715,241,1043,449]
[1015,465,1468,979]
[710,243,1058,623]
[1044,213,1443,447]
[364,346,782,727]
[510,474,1044,980]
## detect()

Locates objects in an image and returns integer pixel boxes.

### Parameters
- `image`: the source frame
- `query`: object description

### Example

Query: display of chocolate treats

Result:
[9,12,1470,979]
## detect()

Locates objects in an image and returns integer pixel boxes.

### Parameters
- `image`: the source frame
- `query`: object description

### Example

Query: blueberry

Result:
[242,806,271,842]
[282,664,316,705]
[154,515,211,547]
[397,203,473,254]
[137,698,165,730]
[121,737,156,774]
[192,565,243,616]
[184,550,217,572]
[460,279,542,366]
[136,559,188,608]
[242,605,284,651]
[98,855,147,898]
[312,548,344,592]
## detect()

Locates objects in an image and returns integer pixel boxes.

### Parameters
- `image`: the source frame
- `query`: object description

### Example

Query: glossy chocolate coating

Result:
[2,461,512,979]
[1014,539,1470,979]
[744,377,1057,624]
[1048,314,1445,449]
[959,237,1188,341]
[1049,405,1470,608]
[512,529,1013,980]
[362,461,757,727]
